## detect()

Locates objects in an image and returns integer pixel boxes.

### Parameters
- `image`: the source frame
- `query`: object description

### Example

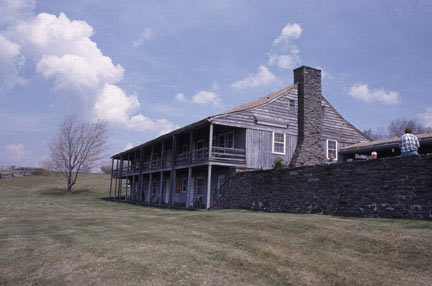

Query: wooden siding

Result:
[212,87,298,135]
[321,100,369,144]
[246,129,297,170]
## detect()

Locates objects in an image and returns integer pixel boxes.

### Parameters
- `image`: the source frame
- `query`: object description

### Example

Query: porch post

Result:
[206,165,212,209]
[147,173,153,204]
[159,172,164,204]
[208,123,213,160]
[125,154,130,201]
[150,145,154,170]
[138,147,144,202]
[114,159,118,199]
[119,156,124,200]
[109,158,114,198]
[189,130,193,163]
[186,167,193,208]
[132,175,136,203]
[161,141,165,167]
[169,134,177,207]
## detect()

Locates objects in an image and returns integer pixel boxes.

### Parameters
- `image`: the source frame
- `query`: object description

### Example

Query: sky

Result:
[0,0,431,168]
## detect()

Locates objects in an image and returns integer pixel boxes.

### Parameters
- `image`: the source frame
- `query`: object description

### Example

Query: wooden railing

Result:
[210,147,246,163]
[113,146,246,176]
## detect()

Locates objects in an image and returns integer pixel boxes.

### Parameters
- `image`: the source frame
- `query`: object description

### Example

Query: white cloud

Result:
[269,53,300,70]
[0,11,177,133]
[132,27,152,47]
[175,92,187,102]
[94,84,140,124]
[11,12,124,95]
[273,23,302,46]
[418,106,432,128]
[124,142,133,150]
[126,115,179,135]
[5,143,29,161]
[0,34,26,92]
[192,90,221,106]
[231,65,279,89]
[0,0,35,26]
[348,83,399,105]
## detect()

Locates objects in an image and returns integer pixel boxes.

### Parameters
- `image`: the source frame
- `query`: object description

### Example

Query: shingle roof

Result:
[111,85,296,158]
[340,132,432,153]
[211,84,297,118]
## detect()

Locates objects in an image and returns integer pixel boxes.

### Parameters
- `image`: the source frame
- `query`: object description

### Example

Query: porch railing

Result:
[113,146,246,175]
[210,147,246,163]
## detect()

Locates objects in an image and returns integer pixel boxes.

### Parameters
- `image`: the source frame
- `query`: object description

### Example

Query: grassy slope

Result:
[0,174,431,286]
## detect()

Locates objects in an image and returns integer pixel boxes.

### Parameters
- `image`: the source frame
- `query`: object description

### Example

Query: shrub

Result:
[273,157,287,169]
[34,168,50,176]
[100,165,112,174]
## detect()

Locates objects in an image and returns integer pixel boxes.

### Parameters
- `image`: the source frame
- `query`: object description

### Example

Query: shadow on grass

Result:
[100,197,204,211]
[40,188,92,196]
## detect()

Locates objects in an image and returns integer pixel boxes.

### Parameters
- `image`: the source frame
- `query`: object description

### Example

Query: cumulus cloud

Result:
[94,84,140,124]
[0,0,35,26]
[126,115,179,135]
[348,83,399,105]
[418,106,432,128]
[192,90,222,106]
[231,65,279,89]
[132,27,152,47]
[268,23,302,70]
[175,92,187,102]
[273,23,302,46]
[5,143,29,161]
[0,34,26,92]
[0,10,176,133]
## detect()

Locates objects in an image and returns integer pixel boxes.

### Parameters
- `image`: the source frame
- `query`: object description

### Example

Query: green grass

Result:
[0,174,431,286]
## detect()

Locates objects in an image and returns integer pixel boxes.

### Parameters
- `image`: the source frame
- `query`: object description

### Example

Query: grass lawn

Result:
[0,174,431,285]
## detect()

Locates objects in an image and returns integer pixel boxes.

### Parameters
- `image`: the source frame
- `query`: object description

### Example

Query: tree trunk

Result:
[67,176,72,193]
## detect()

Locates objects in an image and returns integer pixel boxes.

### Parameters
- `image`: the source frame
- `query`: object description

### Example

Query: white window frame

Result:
[326,139,338,160]
[272,132,286,155]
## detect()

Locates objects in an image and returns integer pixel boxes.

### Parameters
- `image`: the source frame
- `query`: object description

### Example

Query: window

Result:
[227,131,234,148]
[326,139,338,160]
[183,144,189,153]
[218,134,226,148]
[196,177,204,196]
[289,99,296,111]
[181,177,188,193]
[272,132,286,155]
[217,175,225,189]
[152,180,158,194]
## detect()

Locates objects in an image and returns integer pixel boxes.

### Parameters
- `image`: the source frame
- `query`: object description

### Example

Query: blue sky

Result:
[1,0,431,167]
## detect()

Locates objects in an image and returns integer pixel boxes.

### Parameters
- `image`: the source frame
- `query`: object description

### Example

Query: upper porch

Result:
[112,123,246,177]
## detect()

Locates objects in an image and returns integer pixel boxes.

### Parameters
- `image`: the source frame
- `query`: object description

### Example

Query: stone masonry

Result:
[289,66,325,167]
[214,155,432,220]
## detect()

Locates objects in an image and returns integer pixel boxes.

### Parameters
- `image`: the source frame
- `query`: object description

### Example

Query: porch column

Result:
[186,167,193,208]
[169,134,177,207]
[208,123,213,160]
[119,156,124,200]
[150,145,154,170]
[161,141,165,167]
[138,147,144,202]
[147,173,153,204]
[109,158,114,198]
[159,172,164,204]
[125,154,130,201]
[206,165,212,209]
[189,130,193,163]
[132,175,136,202]
[114,159,119,199]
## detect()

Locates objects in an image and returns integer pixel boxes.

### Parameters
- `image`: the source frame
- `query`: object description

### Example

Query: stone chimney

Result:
[289,66,325,167]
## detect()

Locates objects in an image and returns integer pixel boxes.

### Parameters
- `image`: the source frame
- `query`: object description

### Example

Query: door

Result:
[217,175,225,190]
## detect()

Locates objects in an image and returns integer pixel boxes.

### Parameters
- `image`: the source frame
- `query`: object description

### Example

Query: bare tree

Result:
[387,118,432,138]
[45,115,109,193]
[363,127,387,141]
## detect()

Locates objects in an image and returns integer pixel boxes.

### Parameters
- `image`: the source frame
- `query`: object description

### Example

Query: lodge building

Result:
[109,66,370,209]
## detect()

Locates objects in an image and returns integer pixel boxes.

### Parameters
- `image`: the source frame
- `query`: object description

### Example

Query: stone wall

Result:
[214,155,432,220]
